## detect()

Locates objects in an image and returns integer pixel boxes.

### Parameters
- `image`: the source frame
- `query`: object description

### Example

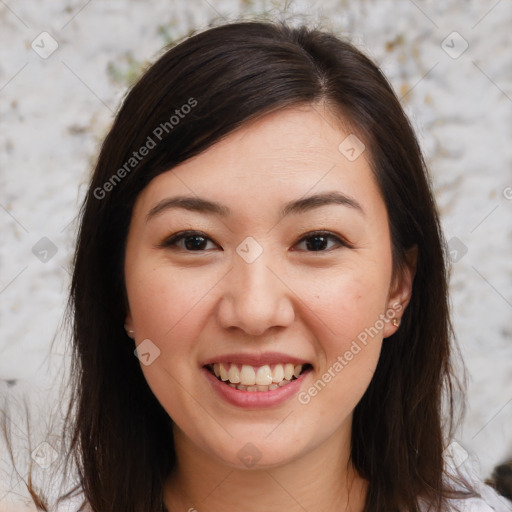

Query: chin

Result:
[208,436,307,470]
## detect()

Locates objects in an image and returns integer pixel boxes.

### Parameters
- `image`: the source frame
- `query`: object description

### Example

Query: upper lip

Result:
[201,352,312,367]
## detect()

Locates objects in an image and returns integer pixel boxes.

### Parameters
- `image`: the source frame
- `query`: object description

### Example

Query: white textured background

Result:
[1,0,511,499]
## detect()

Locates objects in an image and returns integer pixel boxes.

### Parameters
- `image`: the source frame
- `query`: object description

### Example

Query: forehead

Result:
[182,105,359,176]
[133,105,384,220]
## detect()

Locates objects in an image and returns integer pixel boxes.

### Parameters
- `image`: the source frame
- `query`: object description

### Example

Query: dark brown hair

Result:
[4,18,478,512]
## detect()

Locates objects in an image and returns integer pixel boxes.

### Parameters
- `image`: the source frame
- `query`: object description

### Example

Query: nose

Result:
[216,250,295,337]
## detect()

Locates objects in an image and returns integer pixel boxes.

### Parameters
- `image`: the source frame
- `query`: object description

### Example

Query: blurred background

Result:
[0,0,511,497]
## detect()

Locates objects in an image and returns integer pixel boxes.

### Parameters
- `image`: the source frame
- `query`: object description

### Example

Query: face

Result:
[124,105,414,470]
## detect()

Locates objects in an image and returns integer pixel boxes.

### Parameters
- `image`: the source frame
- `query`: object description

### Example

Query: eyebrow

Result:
[146,191,364,222]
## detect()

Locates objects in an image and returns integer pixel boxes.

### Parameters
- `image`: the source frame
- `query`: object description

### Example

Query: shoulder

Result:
[54,493,92,512]
[467,482,512,512]
[439,446,512,512]
[438,473,512,512]
[444,494,512,512]
[453,497,512,512]
[417,493,512,512]
[417,491,512,512]
[0,494,90,512]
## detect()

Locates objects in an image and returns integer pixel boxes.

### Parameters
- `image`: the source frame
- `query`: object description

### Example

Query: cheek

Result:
[126,267,214,417]
[126,263,213,340]
[124,266,204,400]
[302,262,391,345]
[126,263,227,402]
[293,264,389,408]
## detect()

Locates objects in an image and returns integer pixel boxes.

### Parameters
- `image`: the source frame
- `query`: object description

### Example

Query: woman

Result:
[4,19,511,512]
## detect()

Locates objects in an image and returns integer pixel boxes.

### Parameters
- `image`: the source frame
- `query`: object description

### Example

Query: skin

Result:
[124,104,416,512]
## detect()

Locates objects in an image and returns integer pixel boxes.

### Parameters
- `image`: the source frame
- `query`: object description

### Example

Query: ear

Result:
[124,311,135,339]
[383,245,417,338]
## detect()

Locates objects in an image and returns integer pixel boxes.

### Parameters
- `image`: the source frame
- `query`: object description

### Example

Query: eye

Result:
[159,231,220,251]
[293,231,349,252]
[159,230,351,253]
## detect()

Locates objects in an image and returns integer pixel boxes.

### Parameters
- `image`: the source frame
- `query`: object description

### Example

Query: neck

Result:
[164,422,368,512]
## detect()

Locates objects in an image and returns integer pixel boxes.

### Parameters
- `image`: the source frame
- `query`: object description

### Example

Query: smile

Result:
[205,362,312,392]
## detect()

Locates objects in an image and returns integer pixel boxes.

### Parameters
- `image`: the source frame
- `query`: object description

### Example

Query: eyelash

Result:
[159,230,353,253]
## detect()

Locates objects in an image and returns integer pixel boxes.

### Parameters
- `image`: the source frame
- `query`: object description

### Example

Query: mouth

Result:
[204,362,313,392]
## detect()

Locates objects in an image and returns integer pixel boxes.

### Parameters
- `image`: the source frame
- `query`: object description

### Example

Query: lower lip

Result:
[202,366,312,409]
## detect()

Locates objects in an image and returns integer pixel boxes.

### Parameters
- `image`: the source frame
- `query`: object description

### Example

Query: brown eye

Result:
[160,231,219,251]
[293,231,350,252]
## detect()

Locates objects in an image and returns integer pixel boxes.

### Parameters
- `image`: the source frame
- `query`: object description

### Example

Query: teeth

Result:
[240,365,256,386]
[219,363,229,381]
[284,363,294,380]
[272,364,284,383]
[209,362,308,390]
[255,365,272,386]
[222,380,294,392]
[228,365,240,383]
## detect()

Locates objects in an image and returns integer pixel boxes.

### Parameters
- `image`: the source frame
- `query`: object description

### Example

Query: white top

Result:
[52,475,512,512]
[55,488,512,512]
[441,491,512,512]
[1,484,511,511]
[1,457,511,511]
[439,449,512,512]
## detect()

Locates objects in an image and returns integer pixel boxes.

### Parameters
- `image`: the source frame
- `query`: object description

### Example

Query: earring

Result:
[124,324,135,337]
[392,318,400,327]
